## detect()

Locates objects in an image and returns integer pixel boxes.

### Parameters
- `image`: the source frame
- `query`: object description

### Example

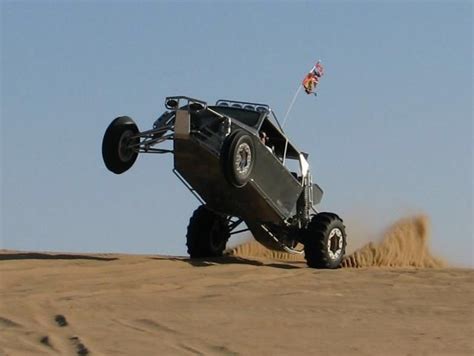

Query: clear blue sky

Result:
[1,2,472,266]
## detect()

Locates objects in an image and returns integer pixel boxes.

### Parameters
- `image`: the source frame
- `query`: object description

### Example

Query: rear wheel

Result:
[186,205,230,258]
[221,131,255,188]
[102,116,139,174]
[304,212,346,269]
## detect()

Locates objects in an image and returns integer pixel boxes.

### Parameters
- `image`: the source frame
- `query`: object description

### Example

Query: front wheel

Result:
[304,212,347,269]
[102,116,139,174]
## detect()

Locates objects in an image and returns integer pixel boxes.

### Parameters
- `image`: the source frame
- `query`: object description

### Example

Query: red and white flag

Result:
[302,61,324,95]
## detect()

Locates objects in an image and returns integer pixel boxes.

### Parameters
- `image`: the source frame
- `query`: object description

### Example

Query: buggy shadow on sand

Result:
[102,96,347,268]
[150,255,302,270]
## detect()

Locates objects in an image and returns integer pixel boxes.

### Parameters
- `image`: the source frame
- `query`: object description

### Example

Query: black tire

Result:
[186,205,230,258]
[221,131,255,188]
[102,116,139,174]
[304,212,347,269]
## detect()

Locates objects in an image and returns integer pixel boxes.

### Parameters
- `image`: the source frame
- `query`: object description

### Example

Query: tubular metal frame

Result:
[129,126,175,154]
[122,99,312,248]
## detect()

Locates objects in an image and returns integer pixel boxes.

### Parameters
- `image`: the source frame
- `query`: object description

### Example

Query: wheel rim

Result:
[118,130,135,162]
[234,142,252,176]
[327,228,344,260]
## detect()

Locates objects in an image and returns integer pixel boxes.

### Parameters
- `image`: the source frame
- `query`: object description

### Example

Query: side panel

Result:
[251,141,303,218]
[174,138,284,224]
[173,127,303,224]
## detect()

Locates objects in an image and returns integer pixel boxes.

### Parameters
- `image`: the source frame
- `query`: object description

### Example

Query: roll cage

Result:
[127,96,307,176]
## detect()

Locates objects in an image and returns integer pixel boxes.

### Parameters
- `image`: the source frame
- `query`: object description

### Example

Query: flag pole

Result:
[282,84,302,128]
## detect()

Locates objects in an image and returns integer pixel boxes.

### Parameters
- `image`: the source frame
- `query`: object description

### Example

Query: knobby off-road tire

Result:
[221,130,255,188]
[102,116,139,174]
[186,205,230,258]
[304,212,347,269]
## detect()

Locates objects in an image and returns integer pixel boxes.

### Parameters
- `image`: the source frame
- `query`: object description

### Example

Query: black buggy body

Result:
[102,96,347,268]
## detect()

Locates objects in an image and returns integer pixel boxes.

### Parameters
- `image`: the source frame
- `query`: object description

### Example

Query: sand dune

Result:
[1,248,473,355]
[0,215,470,355]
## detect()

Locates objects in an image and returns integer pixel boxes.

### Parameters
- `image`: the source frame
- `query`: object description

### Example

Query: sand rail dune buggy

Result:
[102,96,347,268]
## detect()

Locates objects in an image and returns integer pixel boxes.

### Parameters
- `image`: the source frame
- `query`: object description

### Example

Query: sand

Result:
[1,216,473,355]
[0,252,472,355]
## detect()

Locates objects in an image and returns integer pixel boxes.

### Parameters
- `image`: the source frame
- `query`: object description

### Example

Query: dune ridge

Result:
[229,215,444,268]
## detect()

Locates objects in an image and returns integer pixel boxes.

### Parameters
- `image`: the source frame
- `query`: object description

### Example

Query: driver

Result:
[259,131,273,153]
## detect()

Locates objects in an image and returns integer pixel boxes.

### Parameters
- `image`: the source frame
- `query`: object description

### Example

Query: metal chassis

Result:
[122,96,312,253]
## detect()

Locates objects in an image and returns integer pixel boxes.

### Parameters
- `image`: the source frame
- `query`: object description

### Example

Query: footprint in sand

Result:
[54,314,68,327]
[52,314,90,355]
[69,336,90,356]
